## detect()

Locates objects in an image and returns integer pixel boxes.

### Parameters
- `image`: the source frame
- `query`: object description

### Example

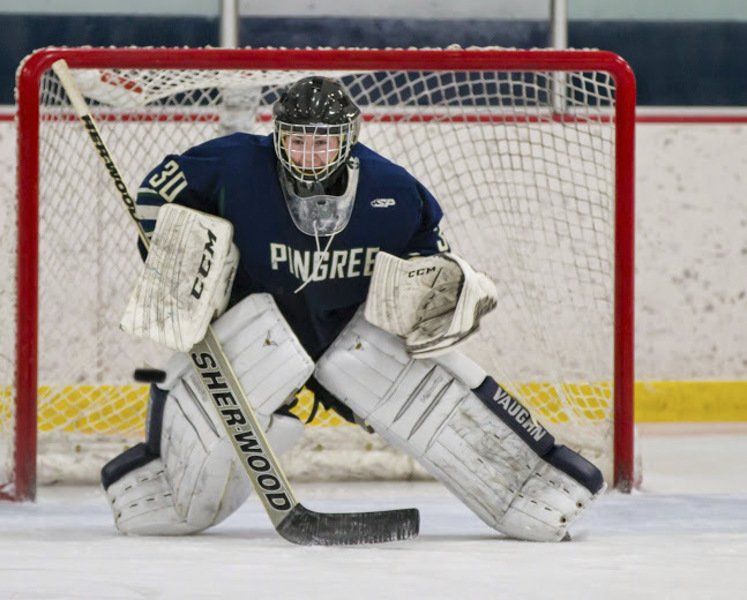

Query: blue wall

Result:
[2,14,745,106]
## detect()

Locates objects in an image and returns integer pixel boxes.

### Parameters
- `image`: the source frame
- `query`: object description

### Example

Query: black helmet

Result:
[273,76,361,127]
[273,77,361,183]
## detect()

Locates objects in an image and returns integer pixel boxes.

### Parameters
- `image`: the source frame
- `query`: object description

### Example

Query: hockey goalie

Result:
[103,75,604,542]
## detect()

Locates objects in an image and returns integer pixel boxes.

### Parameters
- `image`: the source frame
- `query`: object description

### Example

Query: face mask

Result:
[274,120,359,184]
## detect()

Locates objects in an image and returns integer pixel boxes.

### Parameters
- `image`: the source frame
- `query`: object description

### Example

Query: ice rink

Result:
[1,424,746,600]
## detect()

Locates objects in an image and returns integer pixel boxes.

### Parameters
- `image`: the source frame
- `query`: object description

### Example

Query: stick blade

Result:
[276,504,419,545]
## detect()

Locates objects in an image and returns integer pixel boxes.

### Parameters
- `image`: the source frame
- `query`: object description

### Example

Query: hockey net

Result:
[2,47,635,500]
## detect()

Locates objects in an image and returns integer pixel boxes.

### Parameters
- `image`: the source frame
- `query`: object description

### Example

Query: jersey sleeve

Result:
[405,180,450,256]
[135,145,222,242]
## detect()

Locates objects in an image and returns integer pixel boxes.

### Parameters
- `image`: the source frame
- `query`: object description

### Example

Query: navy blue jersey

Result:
[136,133,448,358]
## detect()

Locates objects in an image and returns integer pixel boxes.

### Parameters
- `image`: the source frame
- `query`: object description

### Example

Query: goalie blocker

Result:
[120,203,239,352]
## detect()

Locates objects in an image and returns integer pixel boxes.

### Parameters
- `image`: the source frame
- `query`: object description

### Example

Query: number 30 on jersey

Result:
[148,159,188,202]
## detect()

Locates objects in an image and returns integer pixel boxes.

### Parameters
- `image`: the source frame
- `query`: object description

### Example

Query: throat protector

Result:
[279,158,360,236]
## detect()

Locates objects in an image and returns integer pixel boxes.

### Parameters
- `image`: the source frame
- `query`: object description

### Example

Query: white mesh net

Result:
[2,48,630,496]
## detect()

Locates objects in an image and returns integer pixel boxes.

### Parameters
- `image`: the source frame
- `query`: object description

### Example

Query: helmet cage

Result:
[274,119,360,183]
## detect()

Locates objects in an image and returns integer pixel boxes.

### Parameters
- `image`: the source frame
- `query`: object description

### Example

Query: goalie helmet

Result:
[273,76,362,238]
[273,76,361,184]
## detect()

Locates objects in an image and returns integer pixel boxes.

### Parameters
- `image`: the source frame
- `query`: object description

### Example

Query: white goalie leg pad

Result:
[104,293,313,535]
[105,393,302,536]
[120,204,239,352]
[315,311,605,542]
[161,293,314,418]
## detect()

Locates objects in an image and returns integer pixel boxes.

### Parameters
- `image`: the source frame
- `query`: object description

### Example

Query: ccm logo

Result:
[371,198,396,208]
[407,266,437,278]
[191,228,217,299]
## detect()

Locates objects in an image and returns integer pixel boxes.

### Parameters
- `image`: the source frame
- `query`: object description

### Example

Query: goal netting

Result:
[1,47,635,500]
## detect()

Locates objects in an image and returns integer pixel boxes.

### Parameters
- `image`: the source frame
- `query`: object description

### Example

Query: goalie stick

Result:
[52,59,419,545]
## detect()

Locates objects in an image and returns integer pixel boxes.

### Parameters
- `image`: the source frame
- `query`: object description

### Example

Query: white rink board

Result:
[635,123,747,379]
[2,114,746,488]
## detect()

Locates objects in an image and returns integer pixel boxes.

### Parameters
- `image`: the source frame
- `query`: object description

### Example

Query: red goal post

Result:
[5,46,636,501]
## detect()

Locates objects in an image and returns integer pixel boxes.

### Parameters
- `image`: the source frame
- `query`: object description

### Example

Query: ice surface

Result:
[1,424,746,599]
